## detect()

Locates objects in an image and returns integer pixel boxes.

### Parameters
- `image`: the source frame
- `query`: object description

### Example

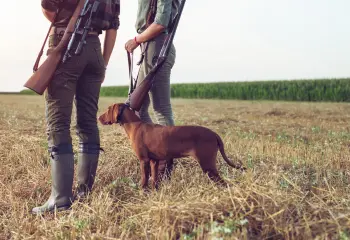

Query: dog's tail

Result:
[216,134,245,171]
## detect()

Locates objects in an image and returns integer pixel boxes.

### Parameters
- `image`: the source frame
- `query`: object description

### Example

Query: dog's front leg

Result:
[140,158,150,190]
[150,160,159,190]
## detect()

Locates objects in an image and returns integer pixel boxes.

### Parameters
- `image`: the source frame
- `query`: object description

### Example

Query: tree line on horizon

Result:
[18,78,350,102]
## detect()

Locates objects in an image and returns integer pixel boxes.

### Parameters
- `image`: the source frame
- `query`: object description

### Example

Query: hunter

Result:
[32,0,120,214]
[124,0,180,179]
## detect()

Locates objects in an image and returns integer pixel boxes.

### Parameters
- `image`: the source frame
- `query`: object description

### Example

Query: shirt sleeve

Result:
[154,0,172,28]
[41,0,60,12]
[110,0,120,30]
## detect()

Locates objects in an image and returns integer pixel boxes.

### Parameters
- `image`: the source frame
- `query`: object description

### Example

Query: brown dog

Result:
[98,103,245,190]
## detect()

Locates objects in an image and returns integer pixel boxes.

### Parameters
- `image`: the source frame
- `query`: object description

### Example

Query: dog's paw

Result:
[140,187,151,196]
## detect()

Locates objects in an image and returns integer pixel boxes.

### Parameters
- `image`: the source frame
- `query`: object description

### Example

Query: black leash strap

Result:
[127,51,135,96]
[127,42,149,98]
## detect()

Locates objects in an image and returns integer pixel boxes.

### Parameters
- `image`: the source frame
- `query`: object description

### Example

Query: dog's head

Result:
[98,103,127,125]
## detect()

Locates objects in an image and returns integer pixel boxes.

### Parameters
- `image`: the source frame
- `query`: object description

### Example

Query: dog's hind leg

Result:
[196,150,227,186]
[202,165,226,186]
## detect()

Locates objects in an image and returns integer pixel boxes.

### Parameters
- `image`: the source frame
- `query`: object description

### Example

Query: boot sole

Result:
[31,205,71,215]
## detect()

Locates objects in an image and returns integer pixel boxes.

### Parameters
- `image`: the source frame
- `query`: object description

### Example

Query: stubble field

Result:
[0,94,350,239]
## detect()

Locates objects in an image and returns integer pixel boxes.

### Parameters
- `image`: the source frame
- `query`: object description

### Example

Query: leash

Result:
[126,42,149,99]
[127,51,135,96]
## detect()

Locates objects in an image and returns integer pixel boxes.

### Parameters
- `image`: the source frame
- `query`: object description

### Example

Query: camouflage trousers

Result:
[136,33,176,126]
[45,35,105,155]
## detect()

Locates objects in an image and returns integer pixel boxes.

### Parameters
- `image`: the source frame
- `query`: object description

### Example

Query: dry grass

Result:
[0,95,350,240]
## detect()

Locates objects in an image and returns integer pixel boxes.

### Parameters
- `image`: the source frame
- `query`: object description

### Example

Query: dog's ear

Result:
[111,104,119,123]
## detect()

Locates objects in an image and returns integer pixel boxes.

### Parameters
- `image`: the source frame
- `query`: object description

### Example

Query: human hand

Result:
[125,38,139,53]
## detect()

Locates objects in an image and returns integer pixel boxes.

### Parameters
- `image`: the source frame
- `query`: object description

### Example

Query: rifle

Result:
[126,0,186,111]
[23,0,97,95]
[62,1,100,63]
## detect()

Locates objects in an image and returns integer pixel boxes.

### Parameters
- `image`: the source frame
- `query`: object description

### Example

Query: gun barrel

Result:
[159,0,186,58]
[73,1,100,56]
[62,32,77,63]
[75,31,88,55]
[92,1,100,11]
[62,0,97,63]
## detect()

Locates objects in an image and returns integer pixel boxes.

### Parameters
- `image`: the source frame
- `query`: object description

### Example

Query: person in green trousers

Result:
[32,0,120,214]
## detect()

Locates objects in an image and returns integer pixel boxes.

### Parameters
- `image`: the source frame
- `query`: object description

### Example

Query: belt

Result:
[49,27,99,36]
[48,27,99,49]
[88,31,99,36]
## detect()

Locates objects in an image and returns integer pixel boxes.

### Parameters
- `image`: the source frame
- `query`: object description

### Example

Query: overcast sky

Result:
[0,0,349,92]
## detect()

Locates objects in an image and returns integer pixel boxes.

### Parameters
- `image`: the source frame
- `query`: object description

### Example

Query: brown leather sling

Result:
[33,2,64,72]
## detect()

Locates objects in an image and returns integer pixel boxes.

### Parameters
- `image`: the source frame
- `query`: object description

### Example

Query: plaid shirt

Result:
[41,0,120,31]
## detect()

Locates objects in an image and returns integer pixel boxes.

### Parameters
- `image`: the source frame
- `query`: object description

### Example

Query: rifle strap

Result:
[146,0,157,28]
[33,5,63,72]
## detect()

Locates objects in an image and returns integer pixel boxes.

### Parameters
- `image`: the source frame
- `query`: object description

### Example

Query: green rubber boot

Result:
[75,153,99,200]
[32,153,74,214]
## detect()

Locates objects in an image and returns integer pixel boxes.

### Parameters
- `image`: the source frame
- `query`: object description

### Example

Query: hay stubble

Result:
[0,95,349,239]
